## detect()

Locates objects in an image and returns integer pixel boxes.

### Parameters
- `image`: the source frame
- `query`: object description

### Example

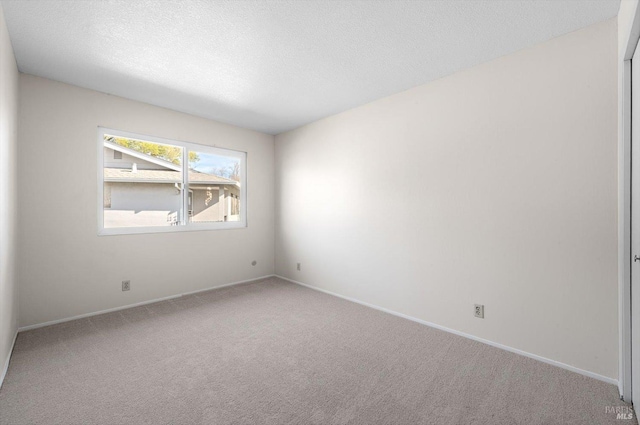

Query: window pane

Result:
[188,151,241,223]
[103,135,184,228]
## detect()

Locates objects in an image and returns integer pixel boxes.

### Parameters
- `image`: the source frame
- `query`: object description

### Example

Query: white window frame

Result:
[97,127,247,236]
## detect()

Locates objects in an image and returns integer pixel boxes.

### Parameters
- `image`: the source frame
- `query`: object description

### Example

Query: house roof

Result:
[104,168,238,185]
[188,170,237,184]
[104,140,182,172]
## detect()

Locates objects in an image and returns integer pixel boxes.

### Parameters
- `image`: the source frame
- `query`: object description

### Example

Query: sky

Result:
[190,152,239,176]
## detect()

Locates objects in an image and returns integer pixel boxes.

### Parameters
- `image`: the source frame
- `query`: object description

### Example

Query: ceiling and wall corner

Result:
[274,17,619,380]
[0,0,621,135]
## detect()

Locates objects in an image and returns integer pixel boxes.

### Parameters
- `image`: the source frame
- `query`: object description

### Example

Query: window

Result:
[98,127,247,235]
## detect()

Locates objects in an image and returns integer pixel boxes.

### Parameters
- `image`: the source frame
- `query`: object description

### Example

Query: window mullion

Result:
[182,148,189,226]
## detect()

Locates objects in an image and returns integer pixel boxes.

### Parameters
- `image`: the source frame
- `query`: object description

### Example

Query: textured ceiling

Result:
[1,0,621,135]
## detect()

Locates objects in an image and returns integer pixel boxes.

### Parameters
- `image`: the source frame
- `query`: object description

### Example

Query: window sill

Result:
[98,221,247,236]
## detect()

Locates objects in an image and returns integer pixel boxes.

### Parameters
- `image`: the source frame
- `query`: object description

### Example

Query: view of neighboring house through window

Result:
[188,150,242,224]
[98,128,246,235]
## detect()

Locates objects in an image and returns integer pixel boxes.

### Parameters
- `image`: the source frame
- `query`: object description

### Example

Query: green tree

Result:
[105,136,199,165]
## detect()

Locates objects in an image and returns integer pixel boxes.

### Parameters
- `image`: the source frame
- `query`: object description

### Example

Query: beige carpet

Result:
[0,277,632,424]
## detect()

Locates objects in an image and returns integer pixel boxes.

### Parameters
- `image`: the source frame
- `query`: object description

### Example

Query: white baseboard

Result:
[0,329,18,389]
[275,275,618,387]
[18,275,275,332]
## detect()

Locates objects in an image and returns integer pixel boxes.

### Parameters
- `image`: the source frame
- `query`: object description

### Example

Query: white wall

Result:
[275,19,618,380]
[0,3,19,381]
[18,74,275,327]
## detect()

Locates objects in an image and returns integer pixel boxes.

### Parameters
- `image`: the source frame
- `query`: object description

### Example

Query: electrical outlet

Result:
[474,304,484,318]
[122,280,131,291]
[296,263,301,271]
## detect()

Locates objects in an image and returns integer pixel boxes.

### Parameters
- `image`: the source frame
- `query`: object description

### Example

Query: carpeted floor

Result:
[0,277,632,424]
